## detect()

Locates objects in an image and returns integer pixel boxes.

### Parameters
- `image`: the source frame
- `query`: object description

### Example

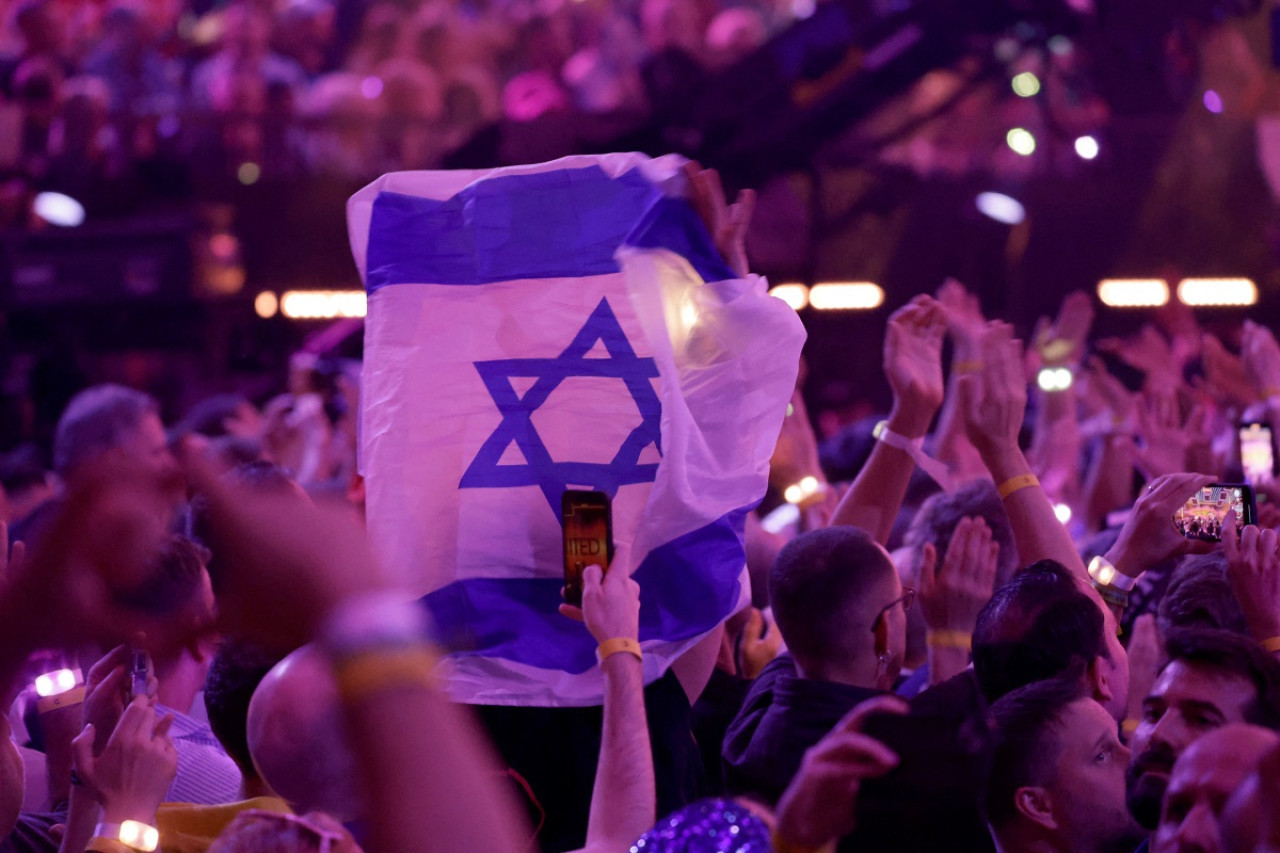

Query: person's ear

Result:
[1088,656,1114,705]
[873,619,889,661]
[1014,786,1058,831]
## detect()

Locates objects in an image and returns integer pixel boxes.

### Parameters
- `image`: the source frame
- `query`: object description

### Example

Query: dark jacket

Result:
[721,653,882,805]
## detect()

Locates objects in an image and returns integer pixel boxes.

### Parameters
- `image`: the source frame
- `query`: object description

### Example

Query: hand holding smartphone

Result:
[1174,484,1257,543]
[562,490,613,607]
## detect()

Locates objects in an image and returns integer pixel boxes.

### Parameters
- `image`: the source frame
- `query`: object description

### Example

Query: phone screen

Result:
[561,490,612,607]
[1240,422,1275,486]
[1173,484,1257,542]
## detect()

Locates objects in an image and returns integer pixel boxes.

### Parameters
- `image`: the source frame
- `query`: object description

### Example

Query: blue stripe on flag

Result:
[422,508,750,674]
[366,166,658,290]
[365,166,737,291]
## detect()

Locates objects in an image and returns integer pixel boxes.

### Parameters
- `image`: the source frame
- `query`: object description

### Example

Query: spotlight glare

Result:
[1097,278,1170,308]
[279,290,367,319]
[769,283,810,311]
[1074,135,1100,160]
[975,192,1026,225]
[33,192,86,227]
[808,282,884,311]
[1054,503,1073,524]
[1011,72,1041,98]
[254,291,279,319]
[1006,128,1036,156]
[1176,278,1257,307]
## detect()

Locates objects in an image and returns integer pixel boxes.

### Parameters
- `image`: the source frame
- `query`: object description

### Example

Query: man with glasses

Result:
[722,526,912,805]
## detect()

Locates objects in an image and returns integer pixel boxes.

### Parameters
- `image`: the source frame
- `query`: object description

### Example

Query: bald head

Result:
[1154,724,1280,853]
[1221,740,1280,853]
[247,646,360,821]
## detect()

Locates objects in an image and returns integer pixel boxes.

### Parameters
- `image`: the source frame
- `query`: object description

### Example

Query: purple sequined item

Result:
[629,797,773,852]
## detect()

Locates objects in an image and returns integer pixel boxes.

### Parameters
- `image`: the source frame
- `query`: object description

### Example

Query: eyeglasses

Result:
[870,587,915,634]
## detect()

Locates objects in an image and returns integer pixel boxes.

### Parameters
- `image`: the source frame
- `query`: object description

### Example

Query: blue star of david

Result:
[459,297,662,516]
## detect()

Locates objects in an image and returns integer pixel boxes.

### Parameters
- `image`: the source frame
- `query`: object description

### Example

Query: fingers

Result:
[809,731,900,774]
[153,713,175,740]
[71,724,95,778]
[558,603,584,622]
[917,543,938,593]
[113,695,155,743]
[86,645,130,688]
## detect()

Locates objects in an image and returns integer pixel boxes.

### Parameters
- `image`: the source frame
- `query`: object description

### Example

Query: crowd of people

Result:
[4,162,1280,853]
[0,0,788,226]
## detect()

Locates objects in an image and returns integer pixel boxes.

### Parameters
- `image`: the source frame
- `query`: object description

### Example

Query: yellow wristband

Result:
[37,685,85,714]
[332,646,439,700]
[596,637,642,663]
[926,630,973,651]
[997,474,1040,500]
[952,360,984,374]
[1121,718,1140,737]
[1261,636,1280,653]
[771,830,836,853]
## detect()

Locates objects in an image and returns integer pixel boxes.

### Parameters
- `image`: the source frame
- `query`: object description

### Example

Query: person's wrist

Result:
[977,443,1030,478]
[1101,545,1144,580]
[101,803,159,826]
[886,404,934,441]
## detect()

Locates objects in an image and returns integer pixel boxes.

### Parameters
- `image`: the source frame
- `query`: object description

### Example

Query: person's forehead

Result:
[1059,698,1116,753]
[1167,747,1255,801]
[1152,661,1255,712]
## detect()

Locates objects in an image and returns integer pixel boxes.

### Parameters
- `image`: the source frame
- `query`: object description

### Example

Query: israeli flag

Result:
[348,153,805,706]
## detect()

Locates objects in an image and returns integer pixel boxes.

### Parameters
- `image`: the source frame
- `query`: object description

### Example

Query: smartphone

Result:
[129,648,150,700]
[1173,483,1257,543]
[561,490,613,607]
[1240,422,1275,486]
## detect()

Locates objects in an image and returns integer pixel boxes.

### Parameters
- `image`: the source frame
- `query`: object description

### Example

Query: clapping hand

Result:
[918,517,999,637]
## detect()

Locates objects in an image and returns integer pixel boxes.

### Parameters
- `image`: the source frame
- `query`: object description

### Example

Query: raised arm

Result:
[958,323,1084,576]
[562,565,654,853]
[830,295,947,543]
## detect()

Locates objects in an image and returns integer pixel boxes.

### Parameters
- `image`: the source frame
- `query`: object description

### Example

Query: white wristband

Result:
[873,421,953,492]
[93,820,159,852]
[1089,555,1140,591]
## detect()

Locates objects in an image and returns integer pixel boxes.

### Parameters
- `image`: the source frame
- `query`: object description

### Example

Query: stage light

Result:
[1037,367,1073,392]
[1204,90,1223,114]
[1176,278,1257,307]
[35,669,77,697]
[1097,279,1169,308]
[769,283,809,310]
[1006,128,1036,156]
[33,192,85,227]
[237,162,261,185]
[1074,135,1099,160]
[1011,72,1040,98]
[975,192,1026,225]
[280,290,367,319]
[808,282,884,310]
[254,291,279,318]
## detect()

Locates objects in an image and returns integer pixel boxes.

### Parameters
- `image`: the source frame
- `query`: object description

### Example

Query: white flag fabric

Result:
[348,153,805,706]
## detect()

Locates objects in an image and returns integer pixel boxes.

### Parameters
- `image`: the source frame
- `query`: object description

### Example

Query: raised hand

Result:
[1098,325,1180,391]
[918,518,999,636]
[738,607,782,679]
[562,564,641,645]
[1125,614,1161,729]
[1133,389,1192,479]
[1242,320,1280,400]
[1200,333,1255,408]
[884,294,947,437]
[774,695,906,850]
[936,278,987,362]
[683,162,755,278]
[1105,472,1215,577]
[72,697,177,825]
[957,322,1026,458]
[1223,514,1280,644]
[1033,290,1094,367]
